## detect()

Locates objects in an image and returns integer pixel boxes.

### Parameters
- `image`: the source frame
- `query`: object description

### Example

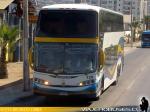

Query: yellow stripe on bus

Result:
[34,37,99,44]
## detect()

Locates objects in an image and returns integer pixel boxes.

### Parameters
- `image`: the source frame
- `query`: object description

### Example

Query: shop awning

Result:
[0,0,14,10]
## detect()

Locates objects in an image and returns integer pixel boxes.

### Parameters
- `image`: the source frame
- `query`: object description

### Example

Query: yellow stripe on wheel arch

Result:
[34,37,99,44]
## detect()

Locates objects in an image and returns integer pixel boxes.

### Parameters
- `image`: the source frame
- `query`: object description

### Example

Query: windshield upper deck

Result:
[36,10,98,38]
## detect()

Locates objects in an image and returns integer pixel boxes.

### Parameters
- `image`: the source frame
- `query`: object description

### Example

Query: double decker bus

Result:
[141,30,150,47]
[29,4,124,100]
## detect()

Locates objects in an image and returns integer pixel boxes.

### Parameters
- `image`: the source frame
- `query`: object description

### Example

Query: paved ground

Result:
[0,62,33,87]
[0,62,23,86]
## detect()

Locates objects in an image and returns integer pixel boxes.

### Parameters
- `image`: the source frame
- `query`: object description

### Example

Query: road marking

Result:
[139,66,146,72]
[127,80,136,90]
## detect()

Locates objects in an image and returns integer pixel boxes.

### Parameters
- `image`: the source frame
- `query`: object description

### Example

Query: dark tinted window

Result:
[142,34,150,41]
[99,10,124,32]
[36,10,98,38]
[142,34,150,38]
[34,43,98,74]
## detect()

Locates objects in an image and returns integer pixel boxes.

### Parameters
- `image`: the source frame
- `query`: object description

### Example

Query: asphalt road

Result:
[5,47,150,110]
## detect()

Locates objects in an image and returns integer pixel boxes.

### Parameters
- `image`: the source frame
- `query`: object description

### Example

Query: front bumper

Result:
[33,83,97,98]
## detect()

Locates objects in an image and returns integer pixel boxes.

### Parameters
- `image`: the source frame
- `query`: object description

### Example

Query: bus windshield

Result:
[34,43,97,74]
[36,10,98,38]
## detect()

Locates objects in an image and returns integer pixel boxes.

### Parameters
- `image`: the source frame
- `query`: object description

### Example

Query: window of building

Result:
[109,1,112,4]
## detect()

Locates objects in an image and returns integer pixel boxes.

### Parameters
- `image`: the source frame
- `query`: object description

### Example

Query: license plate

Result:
[59,92,68,96]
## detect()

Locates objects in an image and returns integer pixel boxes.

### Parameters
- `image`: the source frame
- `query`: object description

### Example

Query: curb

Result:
[124,42,141,47]
[0,79,23,90]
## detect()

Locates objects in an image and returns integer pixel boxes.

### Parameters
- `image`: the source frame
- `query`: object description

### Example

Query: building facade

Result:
[148,0,150,16]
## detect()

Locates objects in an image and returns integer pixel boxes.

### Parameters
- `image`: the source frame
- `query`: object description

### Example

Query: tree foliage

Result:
[130,21,141,42]
[0,24,19,78]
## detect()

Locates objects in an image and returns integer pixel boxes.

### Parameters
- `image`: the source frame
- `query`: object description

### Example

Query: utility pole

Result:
[130,1,133,47]
[23,0,30,91]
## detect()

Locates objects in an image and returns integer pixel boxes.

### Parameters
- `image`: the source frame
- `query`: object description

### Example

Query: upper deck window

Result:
[36,10,98,38]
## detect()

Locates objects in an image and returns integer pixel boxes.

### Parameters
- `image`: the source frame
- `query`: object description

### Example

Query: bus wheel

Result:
[112,66,121,86]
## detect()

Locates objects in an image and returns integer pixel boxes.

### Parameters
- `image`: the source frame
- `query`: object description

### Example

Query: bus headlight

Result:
[79,79,95,86]
[44,81,49,85]
[79,82,83,86]
[34,78,50,86]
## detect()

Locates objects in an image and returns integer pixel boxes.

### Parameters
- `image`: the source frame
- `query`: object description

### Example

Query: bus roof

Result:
[42,4,123,16]
[142,30,150,34]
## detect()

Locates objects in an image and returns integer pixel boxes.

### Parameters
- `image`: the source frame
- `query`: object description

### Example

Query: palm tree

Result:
[130,21,141,42]
[0,24,19,78]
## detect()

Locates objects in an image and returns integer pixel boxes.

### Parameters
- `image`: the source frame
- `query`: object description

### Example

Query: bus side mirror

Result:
[99,32,104,47]
[99,48,105,70]
[33,27,36,37]
[28,46,34,70]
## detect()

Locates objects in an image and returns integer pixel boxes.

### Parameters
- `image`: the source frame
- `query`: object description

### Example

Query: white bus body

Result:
[32,4,124,100]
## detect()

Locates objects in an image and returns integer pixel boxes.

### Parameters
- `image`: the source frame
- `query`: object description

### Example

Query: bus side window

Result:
[99,11,103,32]
[99,10,124,33]
[99,11,104,47]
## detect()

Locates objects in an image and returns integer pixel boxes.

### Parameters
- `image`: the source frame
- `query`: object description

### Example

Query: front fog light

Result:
[34,78,50,85]
[44,81,49,85]
[79,79,95,86]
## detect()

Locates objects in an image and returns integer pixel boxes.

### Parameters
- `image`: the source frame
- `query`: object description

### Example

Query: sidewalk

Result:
[0,41,140,105]
[0,63,23,87]
[0,62,33,88]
